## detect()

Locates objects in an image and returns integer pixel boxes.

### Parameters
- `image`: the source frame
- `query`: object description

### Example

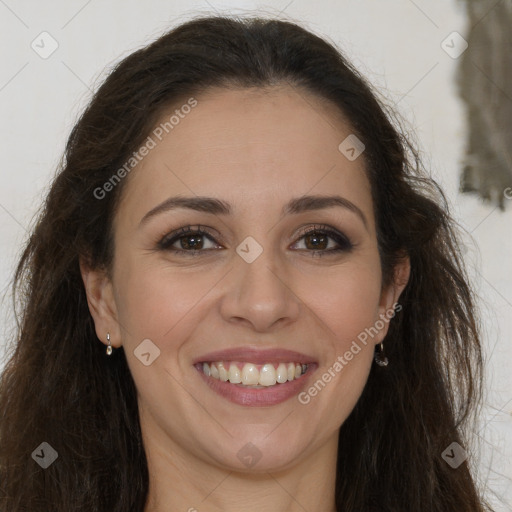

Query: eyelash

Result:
[157,224,354,257]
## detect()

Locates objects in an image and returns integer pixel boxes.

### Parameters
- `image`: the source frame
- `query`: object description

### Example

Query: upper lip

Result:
[193,347,317,365]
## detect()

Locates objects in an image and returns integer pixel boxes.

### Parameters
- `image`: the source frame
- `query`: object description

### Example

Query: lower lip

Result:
[195,364,317,406]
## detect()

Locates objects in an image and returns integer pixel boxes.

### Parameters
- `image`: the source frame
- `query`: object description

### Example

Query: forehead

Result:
[116,85,374,227]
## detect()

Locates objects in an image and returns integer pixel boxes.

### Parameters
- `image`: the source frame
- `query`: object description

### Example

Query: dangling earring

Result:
[374,342,388,367]
[106,332,113,356]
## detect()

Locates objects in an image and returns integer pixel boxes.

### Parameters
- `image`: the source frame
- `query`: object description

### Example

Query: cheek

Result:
[113,255,215,341]
[305,260,383,347]
[295,259,383,417]
[114,248,384,347]
[112,259,211,403]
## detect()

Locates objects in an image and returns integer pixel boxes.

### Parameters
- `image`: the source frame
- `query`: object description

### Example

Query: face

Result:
[83,85,408,473]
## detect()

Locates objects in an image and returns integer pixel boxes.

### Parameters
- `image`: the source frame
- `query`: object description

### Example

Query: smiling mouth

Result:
[197,361,309,388]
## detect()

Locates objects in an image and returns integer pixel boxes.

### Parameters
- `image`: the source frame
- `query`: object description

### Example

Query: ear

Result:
[79,257,122,349]
[374,254,410,344]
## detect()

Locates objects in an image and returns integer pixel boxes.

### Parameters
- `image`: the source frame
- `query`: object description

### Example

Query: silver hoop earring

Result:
[374,342,389,367]
[106,332,113,356]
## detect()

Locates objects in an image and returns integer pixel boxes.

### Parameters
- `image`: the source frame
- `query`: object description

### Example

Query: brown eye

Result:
[303,231,329,250]
[158,226,221,253]
[157,224,353,257]
[292,225,354,256]
[176,234,206,250]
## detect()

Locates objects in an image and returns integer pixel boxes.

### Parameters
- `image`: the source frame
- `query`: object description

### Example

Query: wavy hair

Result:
[0,14,491,511]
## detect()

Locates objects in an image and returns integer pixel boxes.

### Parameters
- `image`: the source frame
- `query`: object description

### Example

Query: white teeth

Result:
[242,363,259,385]
[228,364,242,383]
[217,362,229,382]
[276,363,288,384]
[259,364,277,386]
[287,363,295,381]
[201,361,309,387]
[210,363,220,379]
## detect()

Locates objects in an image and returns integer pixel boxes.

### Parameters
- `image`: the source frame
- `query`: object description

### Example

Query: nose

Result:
[219,249,301,333]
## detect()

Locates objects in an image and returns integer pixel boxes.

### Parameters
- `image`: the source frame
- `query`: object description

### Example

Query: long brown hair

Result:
[0,14,491,511]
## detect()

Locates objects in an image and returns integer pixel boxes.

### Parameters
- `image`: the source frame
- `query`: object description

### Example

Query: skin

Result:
[81,85,410,512]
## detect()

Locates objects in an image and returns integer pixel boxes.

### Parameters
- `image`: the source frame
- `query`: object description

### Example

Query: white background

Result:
[0,0,510,509]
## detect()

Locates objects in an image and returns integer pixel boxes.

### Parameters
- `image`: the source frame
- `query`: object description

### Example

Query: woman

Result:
[0,14,491,511]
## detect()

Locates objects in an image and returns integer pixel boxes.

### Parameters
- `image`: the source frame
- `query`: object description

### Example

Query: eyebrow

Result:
[139,194,368,230]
